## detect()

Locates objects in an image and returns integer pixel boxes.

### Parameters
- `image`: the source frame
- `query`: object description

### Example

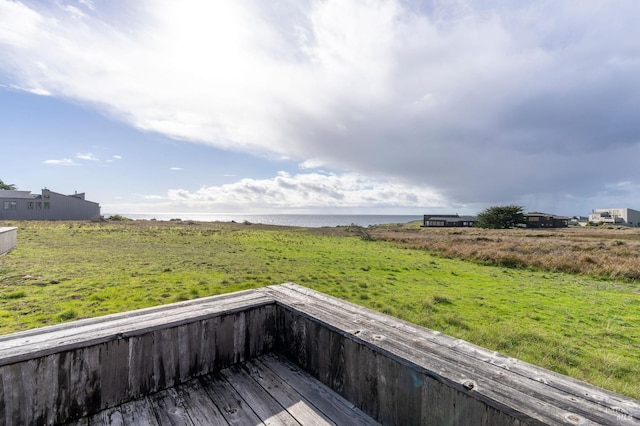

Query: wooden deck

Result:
[2,283,639,425]
[67,353,377,426]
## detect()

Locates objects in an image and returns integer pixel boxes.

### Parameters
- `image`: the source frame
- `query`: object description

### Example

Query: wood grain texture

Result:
[266,283,640,425]
[61,354,379,425]
[1,283,638,425]
[0,292,276,425]
[259,353,375,426]
[199,372,264,425]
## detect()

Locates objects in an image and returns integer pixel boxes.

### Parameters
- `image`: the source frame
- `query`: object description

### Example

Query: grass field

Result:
[0,220,639,399]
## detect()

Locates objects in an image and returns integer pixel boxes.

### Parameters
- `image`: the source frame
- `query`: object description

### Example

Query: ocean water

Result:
[114,213,422,228]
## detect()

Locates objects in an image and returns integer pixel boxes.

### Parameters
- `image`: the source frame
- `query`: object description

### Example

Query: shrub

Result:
[107,214,132,221]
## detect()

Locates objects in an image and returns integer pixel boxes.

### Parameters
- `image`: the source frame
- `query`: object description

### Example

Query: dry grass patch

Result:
[369,225,640,281]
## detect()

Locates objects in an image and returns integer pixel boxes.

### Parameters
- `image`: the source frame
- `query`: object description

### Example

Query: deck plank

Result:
[258,354,379,426]
[148,387,193,426]
[199,372,264,425]
[76,355,379,425]
[221,364,301,426]
[241,358,334,426]
[175,379,228,426]
[86,397,160,426]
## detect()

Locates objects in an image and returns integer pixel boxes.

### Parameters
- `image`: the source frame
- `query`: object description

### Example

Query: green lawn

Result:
[1,220,639,399]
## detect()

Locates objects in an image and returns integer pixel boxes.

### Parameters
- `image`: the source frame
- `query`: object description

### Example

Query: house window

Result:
[36,202,42,209]
[3,201,17,210]
[28,202,34,209]
[44,202,50,209]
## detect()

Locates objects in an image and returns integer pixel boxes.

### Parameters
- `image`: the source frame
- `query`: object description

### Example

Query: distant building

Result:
[588,208,640,226]
[569,216,589,227]
[0,189,100,221]
[524,212,569,228]
[422,214,477,227]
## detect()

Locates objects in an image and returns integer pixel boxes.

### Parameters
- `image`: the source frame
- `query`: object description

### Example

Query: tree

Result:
[0,179,16,190]
[475,205,526,229]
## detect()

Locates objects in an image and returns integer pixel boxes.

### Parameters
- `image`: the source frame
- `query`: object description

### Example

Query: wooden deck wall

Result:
[1,283,639,425]
[0,291,276,425]
[0,227,17,255]
[266,284,640,426]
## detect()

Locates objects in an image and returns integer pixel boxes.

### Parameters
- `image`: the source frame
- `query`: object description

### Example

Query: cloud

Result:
[163,171,446,212]
[77,152,98,161]
[43,158,79,166]
[142,194,163,200]
[3,0,640,210]
[169,167,183,171]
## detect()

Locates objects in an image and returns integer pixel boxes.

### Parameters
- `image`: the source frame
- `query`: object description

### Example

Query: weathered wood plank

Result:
[269,283,640,421]
[245,305,277,361]
[241,358,334,426]
[175,379,227,426]
[0,292,273,366]
[99,338,131,409]
[279,293,580,424]
[2,284,638,426]
[259,354,378,426]
[267,284,639,425]
[65,418,90,426]
[213,313,236,368]
[0,363,4,424]
[0,289,267,344]
[199,372,264,425]
[315,321,345,394]
[342,337,380,420]
[81,355,379,426]
[221,364,300,425]
[128,332,157,398]
[149,387,193,426]
[88,401,161,426]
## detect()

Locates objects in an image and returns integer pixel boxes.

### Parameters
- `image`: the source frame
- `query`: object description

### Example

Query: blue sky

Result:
[2,0,640,216]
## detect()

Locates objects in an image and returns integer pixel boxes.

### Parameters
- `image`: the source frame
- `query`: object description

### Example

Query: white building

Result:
[588,208,640,227]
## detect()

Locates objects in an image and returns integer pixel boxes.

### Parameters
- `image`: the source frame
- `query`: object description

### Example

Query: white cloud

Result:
[77,152,98,161]
[143,194,163,200]
[164,171,446,211]
[3,0,640,211]
[43,158,79,166]
[169,167,183,171]
[299,159,325,170]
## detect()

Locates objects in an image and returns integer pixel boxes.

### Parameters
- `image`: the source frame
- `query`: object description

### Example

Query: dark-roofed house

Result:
[0,188,100,221]
[524,212,569,228]
[422,214,477,227]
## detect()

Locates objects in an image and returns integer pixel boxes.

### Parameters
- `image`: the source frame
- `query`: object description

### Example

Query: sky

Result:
[1,0,640,216]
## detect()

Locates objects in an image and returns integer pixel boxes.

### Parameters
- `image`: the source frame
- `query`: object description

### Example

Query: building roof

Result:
[526,212,569,219]
[0,190,35,199]
[425,214,477,222]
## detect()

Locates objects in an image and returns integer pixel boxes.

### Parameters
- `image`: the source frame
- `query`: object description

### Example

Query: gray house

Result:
[0,189,100,221]
[422,214,477,227]
[524,212,569,228]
